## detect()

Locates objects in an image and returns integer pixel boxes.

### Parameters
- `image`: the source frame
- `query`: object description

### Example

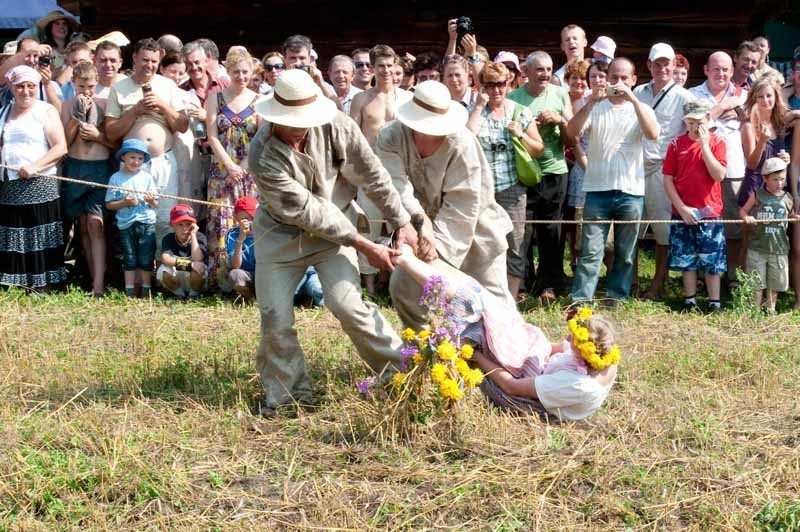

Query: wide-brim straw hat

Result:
[396,80,468,136]
[36,10,80,31]
[88,31,130,50]
[253,69,337,128]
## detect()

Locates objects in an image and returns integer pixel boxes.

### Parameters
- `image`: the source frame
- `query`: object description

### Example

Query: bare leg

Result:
[681,270,697,298]
[78,215,94,281]
[85,214,106,294]
[705,273,721,301]
[754,289,763,308]
[646,244,669,298]
[765,289,777,312]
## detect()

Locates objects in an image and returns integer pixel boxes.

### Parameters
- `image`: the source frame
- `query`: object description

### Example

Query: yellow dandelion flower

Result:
[412,352,423,366]
[454,357,470,377]
[605,344,621,365]
[577,307,594,321]
[459,344,474,360]
[417,330,431,340]
[567,318,580,336]
[392,372,407,388]
[437,340,458,362]
[463,368,484,388]
[401,328,416,343]
[439,378,464,401]
[430,363,448,383]
[574,326,590,343]
[579,341,596,358]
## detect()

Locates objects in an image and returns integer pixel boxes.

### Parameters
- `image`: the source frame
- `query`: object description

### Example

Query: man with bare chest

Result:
[349,44,412,293]
[105,38,189,249]
[350,44,412,146]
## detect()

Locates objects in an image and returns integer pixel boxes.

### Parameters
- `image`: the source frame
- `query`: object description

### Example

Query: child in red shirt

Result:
[663,100,728,312]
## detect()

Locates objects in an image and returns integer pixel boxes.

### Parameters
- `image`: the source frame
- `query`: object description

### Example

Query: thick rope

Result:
[2,163,797,225]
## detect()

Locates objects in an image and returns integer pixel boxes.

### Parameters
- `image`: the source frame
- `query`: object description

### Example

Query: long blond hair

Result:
[745,77,788,137]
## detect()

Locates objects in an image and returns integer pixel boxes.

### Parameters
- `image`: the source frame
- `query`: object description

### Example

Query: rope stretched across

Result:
[2,163,797,225]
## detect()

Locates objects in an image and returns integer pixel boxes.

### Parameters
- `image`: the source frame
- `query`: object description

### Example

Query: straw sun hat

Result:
[396,80,468,136]
[254,69,337,128]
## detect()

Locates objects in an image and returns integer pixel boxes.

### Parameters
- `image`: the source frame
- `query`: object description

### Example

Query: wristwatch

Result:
[467,54,483,64]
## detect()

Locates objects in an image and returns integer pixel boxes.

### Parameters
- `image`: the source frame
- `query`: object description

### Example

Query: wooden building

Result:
[60,1,794,83]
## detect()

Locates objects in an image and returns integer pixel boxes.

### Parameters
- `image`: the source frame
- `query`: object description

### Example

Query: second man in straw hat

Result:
[375,80,515,328]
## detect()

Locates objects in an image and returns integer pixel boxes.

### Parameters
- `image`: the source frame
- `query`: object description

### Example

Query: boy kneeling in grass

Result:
[739,157,799,313]
[663,100,728,313]
[156,204,208,298]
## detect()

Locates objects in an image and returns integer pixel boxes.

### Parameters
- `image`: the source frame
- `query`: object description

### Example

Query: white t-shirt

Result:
[534,354,614,421]
[634,80,694,172]
[581,99,656,196]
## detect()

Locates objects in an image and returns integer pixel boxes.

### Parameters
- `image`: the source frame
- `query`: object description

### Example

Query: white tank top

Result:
[1,100,56,181]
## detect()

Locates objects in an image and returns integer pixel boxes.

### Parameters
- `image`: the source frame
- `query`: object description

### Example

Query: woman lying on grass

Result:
[393,244,620,421]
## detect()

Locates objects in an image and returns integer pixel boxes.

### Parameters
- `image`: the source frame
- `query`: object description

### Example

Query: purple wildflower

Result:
[356,376,377,398]
[432,326,451,344]
[399,345,419,371]
[419,275,447,313]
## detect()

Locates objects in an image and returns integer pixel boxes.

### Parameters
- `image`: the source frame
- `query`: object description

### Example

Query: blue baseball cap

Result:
[116,138,151,163]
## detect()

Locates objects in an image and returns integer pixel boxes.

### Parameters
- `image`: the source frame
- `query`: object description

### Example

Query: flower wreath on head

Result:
[566,307,621,371]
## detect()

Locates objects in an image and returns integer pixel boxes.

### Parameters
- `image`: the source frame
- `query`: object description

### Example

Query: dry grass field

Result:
[0,285,798,530]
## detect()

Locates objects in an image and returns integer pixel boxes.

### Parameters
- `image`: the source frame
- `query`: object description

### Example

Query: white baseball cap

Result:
[649,43,676,61]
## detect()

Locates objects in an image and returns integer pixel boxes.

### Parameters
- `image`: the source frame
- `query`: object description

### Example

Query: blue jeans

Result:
[572,191,644,301]
[294,266,324,307]
[119,222,156,271]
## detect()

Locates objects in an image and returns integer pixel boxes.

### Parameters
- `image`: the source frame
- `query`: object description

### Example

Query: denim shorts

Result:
[668,217,727,274]
[119,222,156,270]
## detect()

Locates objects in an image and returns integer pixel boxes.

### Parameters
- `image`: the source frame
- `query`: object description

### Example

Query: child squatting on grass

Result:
[662,100,728,313]
[739,157,799,313]
[392,244,619,421]
[104,139,158,298]
[156,204,209,298]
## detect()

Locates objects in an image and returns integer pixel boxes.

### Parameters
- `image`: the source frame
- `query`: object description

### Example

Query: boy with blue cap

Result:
[105,138,159,297]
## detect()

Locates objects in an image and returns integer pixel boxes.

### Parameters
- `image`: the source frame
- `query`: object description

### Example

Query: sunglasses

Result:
[354,61,371,69]
[264,63,285,72]
[483,81,507,89]
[172,208,195,218]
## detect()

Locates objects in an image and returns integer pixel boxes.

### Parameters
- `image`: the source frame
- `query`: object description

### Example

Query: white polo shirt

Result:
[634,80,693,173]
[688,81,747,179]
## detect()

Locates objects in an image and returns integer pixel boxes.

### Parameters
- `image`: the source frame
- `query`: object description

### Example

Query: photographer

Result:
[0,38,64,112]
[281,35,342,110]
[566,58,660,303]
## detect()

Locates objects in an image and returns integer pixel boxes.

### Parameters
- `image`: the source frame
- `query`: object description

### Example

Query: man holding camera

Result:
[566,57,660,303]
[105,38,189,249]
[0,38,63,111]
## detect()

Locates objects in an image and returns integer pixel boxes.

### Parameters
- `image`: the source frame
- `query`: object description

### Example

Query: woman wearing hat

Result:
[247,69,418,414]
[24,10,81,74]
[375,80,515,329]
[0,65,68,289]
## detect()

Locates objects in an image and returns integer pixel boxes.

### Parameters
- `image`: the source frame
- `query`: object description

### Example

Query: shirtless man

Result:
[348,44,412,293]
[351,47,373,90]
[349,44,411,145]
[61,61,116,296]
[105,38,189,248]
[94,40,125,101]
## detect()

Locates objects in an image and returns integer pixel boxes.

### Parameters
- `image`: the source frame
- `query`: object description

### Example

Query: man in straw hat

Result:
[247,69,418,416]
[375,80,515,329]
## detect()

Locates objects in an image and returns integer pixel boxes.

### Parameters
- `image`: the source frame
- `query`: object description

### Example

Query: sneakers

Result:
[681,301,701,313]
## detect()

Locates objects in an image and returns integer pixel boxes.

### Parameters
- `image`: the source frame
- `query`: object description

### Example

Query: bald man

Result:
[689,51,748,282]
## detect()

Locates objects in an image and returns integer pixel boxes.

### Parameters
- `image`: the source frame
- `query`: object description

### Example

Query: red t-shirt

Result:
[662,133,727,217]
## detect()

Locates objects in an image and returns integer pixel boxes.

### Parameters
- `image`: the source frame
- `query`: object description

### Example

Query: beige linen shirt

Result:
[375,121,511,269]
[248,112,410,256]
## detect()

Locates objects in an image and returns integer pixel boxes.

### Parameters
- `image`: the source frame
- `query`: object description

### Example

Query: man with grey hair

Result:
[282,34,340,108]
[179,40,229,121]
[328,55,361,114]
[196,37,229,85]
[507,51,573,304]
